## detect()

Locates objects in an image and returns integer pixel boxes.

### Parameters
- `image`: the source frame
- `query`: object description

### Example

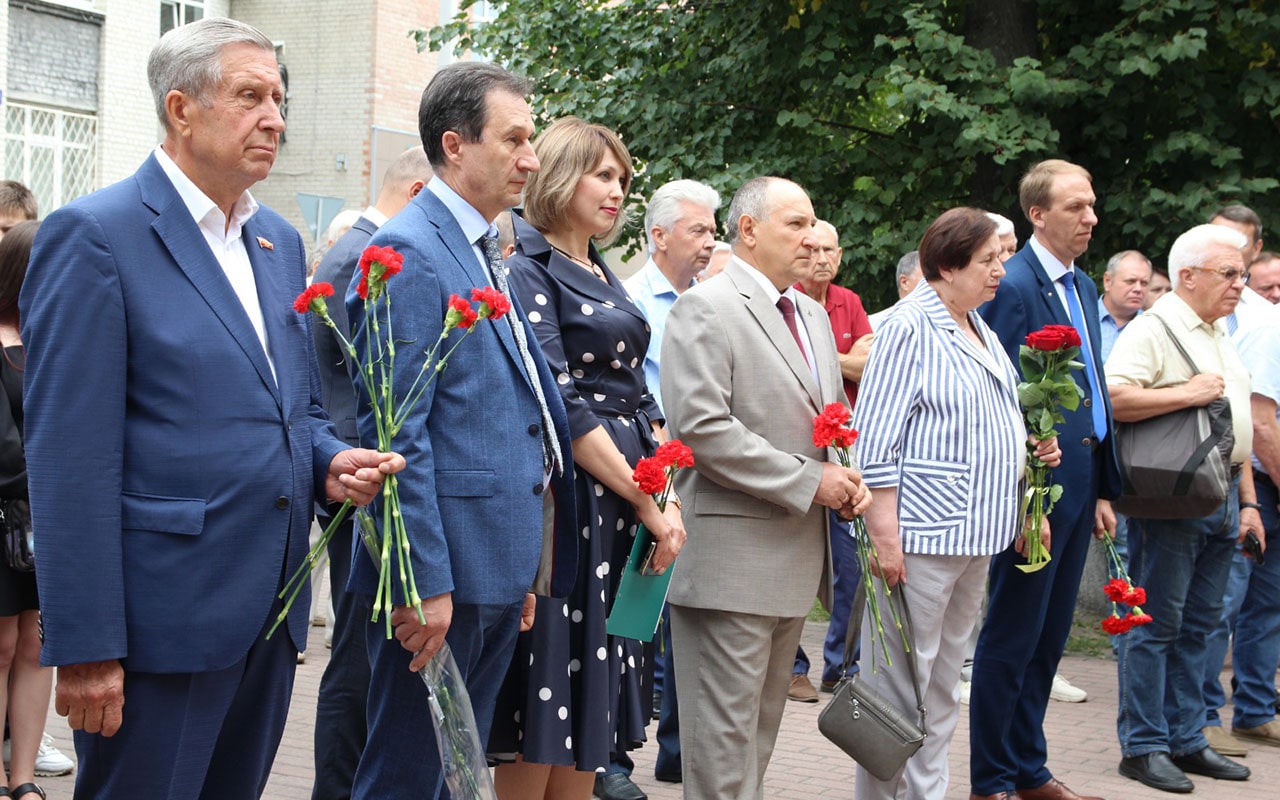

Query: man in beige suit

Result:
[660,177,870,799]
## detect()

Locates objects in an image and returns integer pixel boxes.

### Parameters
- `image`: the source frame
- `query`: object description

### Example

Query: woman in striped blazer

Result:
[850,207,1060,800]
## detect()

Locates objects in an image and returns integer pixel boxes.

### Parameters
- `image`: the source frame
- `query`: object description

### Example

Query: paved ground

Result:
[31,617,1280,799]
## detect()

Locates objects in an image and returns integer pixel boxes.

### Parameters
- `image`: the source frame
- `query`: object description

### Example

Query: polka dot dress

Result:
[488,217,658,770]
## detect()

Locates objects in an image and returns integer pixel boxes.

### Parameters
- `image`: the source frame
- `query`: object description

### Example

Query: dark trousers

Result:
[352,599,521,800]
[72,598,297,799]
[312,518,373,800]
[654,611,682,779]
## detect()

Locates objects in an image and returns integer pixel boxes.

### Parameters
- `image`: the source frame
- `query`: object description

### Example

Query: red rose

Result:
[444,294,478,330]
[655,440,694,469]
[1101,614,1132,635]
[471,286,512,320]
[632,457,669,496]
[1127,611,1153,627]
[1122,586,1147,607]
[293,282,335,314]
[1043,324,1082,348]
[1025,328,1067,351]
[1103,578,1130,603]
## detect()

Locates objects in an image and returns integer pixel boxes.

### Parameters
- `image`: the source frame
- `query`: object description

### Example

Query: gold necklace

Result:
[551,244,606,280]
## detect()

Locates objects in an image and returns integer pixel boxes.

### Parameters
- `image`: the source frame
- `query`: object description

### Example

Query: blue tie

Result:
[1060,270,1107,441]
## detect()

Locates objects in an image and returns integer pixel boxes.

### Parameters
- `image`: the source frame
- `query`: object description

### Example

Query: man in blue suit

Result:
[347,62,577,800]
[310,145,432,800]
[18,18,403,800]
[971,159,1121,800]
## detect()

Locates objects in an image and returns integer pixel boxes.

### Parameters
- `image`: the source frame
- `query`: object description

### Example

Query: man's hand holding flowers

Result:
[325,448,406,506]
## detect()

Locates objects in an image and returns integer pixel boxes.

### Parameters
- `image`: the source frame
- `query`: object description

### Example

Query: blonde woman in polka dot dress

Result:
[488,118,686,799]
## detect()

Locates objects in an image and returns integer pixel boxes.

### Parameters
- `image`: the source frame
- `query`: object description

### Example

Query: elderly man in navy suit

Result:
[310,145,432,800]
[971,159,1121,800]
[347,62,577,800]
[19,18,403,799]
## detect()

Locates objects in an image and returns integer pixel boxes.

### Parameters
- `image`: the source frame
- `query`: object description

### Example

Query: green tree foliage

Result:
[421,0,1279,310]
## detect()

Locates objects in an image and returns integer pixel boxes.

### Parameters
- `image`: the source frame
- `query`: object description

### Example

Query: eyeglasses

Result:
[1191,266,1246,283]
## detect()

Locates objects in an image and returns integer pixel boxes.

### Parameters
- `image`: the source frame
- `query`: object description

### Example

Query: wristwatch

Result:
[1240,501,1263,512]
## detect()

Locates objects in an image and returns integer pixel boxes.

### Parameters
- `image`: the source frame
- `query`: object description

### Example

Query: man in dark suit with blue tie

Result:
[347,62,577,800]
[18,18,403,799]
[972,159,1122,800]
[310,145,432,800]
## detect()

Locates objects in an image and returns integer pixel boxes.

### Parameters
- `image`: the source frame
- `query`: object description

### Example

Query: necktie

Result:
[479,235,563,473]
[1060,270,1108,441]
[776,296,810,367]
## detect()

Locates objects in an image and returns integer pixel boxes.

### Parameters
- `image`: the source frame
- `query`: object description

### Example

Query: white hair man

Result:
[1107,223,1259,793]
[988,211,1018,262]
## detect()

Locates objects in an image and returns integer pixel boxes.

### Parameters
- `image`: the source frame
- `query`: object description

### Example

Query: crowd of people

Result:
[7,14,1279,800]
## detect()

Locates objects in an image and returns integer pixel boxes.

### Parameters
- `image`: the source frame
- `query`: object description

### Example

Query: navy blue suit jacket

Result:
[979,243,1122,516]
[346,188,577,605]
[21,154,346,672]
[313,215,379,447]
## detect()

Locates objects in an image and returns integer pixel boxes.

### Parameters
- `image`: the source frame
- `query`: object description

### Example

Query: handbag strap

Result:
[844,578,928,733]
[1150,313,1203,375]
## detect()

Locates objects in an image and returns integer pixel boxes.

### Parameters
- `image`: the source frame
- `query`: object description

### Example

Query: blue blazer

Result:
[346,189,577,605]
[978,243,1122,519]
[20,154,347,673]
[313,215,380,447]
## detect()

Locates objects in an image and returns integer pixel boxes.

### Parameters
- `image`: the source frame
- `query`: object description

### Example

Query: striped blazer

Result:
[852,281,1025,555]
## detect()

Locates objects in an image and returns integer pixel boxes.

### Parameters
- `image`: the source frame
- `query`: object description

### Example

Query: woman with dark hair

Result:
[0,220,57,800]
[488,117,685,800]
[850,208,1060,799]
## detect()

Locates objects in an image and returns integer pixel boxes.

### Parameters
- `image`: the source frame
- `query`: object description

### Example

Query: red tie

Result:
[776,296,809,367]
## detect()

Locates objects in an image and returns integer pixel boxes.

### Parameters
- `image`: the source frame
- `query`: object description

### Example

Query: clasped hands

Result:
[816,462,871,520]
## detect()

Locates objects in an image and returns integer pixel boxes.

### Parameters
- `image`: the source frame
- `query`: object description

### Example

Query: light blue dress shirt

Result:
[623,258,691,414]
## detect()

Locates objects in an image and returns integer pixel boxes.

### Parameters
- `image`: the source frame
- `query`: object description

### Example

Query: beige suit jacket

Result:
[659,259,845,618]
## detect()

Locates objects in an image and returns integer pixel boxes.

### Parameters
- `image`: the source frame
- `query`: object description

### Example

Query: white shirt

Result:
[426,178,495,274]
[153,145,275,383]
[732,255,819,384]
[361,204,389,228]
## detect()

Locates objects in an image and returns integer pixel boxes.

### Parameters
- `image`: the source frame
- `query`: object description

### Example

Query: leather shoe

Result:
[1015,777,1103,799]
[593,772,647,800]
[787,673,820,703]
[1171,746,1250,781]
[654,769,682,783]
[969,793,1013,800]
[1118,752,1193,793]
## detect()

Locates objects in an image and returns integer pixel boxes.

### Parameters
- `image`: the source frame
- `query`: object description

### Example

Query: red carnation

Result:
[1043,324,1082,348]
[1101,615,1132,635]
[471,286,512,320]
[293,282,335,314]
[356,275,369,300]
[1104,578,1130,603]
[1127,611,1153,627]
[444,295,478,330]
[831,427,859,449]
[655,440,695,469]
[1122,587,1147,607]
[819,403,851,427]
[632,457,669,496]
[359,245,404,278]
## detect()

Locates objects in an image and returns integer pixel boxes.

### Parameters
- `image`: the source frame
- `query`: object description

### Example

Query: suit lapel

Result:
[141,157,281,407]
[1021,247,1072,327]
[730,263,822,409]
[795,299,831,409]
[244,218,290,414]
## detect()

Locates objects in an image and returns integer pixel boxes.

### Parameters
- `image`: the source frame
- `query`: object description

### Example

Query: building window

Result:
[160,0,204,35]
[3,103,98,215]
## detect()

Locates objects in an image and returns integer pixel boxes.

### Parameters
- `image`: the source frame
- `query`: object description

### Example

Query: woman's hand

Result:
[1030,435,1062,468]
[1015,514,1052,556]
[636,497,686,573]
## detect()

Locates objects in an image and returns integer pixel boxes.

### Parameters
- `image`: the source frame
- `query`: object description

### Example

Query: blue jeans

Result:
[1117,481,1239,758]
[793,512,861,680]
[1203,472,1280,729]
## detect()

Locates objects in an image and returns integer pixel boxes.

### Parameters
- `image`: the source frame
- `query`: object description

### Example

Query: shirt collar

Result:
[154,145,258,236]
[426,177,492,245]
[733,255,798,305]
[639,258,682,298]
[1029,235,1073,282]
[1160,290,1220,335]
[361,205,389,228]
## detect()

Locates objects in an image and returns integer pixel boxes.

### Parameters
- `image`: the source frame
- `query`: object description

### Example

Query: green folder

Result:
[606,524,675,640]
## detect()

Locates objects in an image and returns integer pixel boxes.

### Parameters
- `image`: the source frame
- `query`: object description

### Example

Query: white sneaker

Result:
[3,732,76,777]
[1049,672,1087,703]
[959,678,971,705]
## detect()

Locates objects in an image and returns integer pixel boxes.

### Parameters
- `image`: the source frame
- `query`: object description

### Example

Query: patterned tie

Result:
[479,235,563,473]
[1060,270,1108,441]
[776,296,810,367]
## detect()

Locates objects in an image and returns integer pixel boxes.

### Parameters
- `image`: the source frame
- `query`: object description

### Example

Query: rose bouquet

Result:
[813,403,906,669]
[1015,324,1085,573]
[1100,533,1152,634]
[269,245,511,639]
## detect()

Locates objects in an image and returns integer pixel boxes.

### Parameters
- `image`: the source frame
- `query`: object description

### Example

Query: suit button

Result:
[533,483,544,495]
[275,496,290,509]
[528,423,540,436]
[1083,398,1092,408]
[1081,437,1092,448]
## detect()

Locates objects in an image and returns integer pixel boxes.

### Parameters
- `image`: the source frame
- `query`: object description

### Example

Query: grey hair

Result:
[644,180,721,253]
[985,212,1016,238]
[1168,224,1248,289]
[726,176,786,243]
[148,17,275,129]
[418,62,533,170]
[1105,249,1152,276]
[1210,204,1263,243]
[896,250,920,280]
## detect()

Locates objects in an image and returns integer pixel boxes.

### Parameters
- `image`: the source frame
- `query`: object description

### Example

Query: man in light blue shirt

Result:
[1098,249,1151,361]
